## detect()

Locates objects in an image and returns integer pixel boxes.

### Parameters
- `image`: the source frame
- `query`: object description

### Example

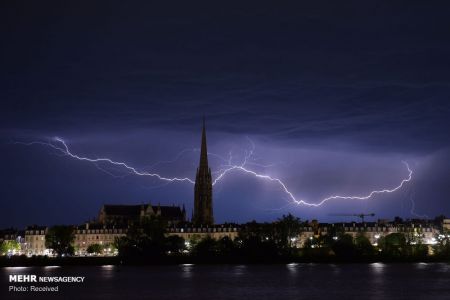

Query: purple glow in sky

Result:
[1,2,450,227]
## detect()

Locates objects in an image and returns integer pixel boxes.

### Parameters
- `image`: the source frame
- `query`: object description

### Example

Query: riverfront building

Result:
[18,219,445,256]
[24,226,48,256]
[294,221,439,248]
[73,223,127,255]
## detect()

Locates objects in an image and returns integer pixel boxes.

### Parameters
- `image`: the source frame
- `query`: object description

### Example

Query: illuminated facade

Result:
[74,223,126,255]
[24,226,49,256]
[293,221,438,248]
[168,226,239,241]
[443,219,450,231]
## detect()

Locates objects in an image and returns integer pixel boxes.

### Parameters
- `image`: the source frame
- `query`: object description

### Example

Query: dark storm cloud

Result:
[1,1,450,227]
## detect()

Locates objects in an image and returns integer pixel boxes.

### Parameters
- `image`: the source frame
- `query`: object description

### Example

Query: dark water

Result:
[2,263,450,299]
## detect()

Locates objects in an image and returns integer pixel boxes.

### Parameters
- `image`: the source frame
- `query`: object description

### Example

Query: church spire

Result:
[193,117,214,225]
[199,116,208,169]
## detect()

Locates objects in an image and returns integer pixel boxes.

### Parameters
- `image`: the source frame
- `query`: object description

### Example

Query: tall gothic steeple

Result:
[199,117,208,169]
[193,118,214,225]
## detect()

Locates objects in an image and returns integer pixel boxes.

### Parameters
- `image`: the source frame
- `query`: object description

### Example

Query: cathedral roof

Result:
[102,204,146,216]
[102,204,184,220]
[153,205,184,219]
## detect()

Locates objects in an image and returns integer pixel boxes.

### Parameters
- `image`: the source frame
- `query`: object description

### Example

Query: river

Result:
[2,263,450,299]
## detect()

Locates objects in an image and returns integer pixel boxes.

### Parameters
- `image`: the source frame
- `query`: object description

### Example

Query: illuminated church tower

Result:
[193,118,214,225]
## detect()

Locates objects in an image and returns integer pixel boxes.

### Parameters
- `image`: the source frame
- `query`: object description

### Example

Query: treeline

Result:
[116,214,305,263]
[0,240,20,255]
[114,214,450,263]
[13,215,449,264]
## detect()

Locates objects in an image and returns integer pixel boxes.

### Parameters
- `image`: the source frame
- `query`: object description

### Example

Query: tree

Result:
[186,234,201,250]
[140,216,167,244]
[379,233,406,257]
[433,215,446,228]
[0,242,6,255]
[324,225,346,248]
[114,236,134,257]
[45,226,75,256]
[393,216,404,225]
[216,236,236,257]
[274,213,302,252]
[0,240,20,255]
[303,237,318,249]
[354,234,374,257]
[404,230,428,258]
[192,236,218,259]
[433,229,450,258]
[237,235,278,262]
[238,221,274,242]
[331,234,356,259]
[86,243,103,255]
[116,215,168,258]
[165,235,185,254]
[103,243,117,255]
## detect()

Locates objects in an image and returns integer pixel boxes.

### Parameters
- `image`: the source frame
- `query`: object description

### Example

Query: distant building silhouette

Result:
[98,204,185,226]
[193,118,214,225]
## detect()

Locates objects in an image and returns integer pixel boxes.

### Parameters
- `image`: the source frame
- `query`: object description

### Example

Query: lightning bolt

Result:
[409,188,429,219]
[14,138,195,184]
[295,161,412,207]
[14,137,412,207]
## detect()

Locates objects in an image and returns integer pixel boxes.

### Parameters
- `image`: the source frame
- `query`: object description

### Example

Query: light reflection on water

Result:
[3,266,30,270]
[329,263,341,275]
[436,262,450,273]
[370,262,385,274]
[233,265,247,276]
[286,263,298,274]
[43,265,61,275]
[98,264,116,279]
[415,262,428,270]
[101,265,115,270]
[180,263,194,279]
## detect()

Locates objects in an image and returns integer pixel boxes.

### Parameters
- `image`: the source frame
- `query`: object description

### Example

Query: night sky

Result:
[1,1,450,228]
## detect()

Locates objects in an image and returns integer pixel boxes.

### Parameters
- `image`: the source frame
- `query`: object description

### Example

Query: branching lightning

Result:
[14,137,413,207]
[295,161,412,207]
[15,139,195,184]
[409,188,429,219]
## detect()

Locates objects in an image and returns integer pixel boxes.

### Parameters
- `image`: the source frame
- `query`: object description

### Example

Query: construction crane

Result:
[329,213,375,223]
